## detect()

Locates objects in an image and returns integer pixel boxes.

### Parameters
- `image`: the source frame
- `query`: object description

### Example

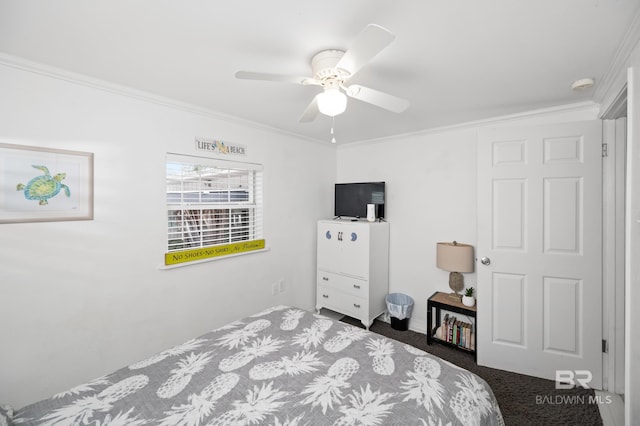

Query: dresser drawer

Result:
[317,270,369,297]
[340,294,369,318]
[317,285,368,319]
[316,285,341,311]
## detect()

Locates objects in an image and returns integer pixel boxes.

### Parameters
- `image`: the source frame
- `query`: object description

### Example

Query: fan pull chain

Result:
[331,117,337,144]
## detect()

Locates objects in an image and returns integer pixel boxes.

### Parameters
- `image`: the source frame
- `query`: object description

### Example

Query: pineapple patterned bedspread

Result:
[15,306,504,426]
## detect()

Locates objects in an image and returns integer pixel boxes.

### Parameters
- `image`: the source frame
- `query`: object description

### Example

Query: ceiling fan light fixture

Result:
[235,24,408,123]
[317,88,347,117]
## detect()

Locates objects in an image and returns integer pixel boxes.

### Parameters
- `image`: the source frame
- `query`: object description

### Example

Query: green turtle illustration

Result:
[16,165,71,205]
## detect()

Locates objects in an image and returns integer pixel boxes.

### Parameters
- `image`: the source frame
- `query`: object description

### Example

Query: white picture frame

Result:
[0,142,94,223]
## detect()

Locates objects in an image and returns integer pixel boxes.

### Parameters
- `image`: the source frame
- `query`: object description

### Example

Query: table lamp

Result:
[436,241,474,300]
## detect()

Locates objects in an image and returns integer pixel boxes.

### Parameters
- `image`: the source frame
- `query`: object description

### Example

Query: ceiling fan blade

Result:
[235,71,318,85]
[299,95,320,122]
[346,84,409,113]
[336,24,395,77]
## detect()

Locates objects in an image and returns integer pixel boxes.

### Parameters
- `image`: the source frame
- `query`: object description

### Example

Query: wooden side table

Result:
[427,291,477,361]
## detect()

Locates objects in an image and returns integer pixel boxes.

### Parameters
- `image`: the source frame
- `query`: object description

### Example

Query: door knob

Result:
[480,257,491,266]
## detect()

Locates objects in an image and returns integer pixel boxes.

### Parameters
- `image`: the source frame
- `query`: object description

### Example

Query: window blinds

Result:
[166,154,263,253]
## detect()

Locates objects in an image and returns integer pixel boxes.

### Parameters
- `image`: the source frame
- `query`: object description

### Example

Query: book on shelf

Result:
[436,313,474,350]
[465,324,471,348]
[462,323,466,347]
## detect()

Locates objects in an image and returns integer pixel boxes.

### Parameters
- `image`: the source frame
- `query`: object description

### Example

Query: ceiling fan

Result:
[235,24,410,122]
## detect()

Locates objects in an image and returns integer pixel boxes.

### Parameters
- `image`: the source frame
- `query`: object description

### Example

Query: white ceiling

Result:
[1,0,639,144]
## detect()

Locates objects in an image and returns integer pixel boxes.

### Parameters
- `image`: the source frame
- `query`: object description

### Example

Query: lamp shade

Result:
[436,242,474,273]
[317,88,347,117]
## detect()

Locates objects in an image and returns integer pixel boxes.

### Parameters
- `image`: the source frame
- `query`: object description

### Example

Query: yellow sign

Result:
[165,239,265,265]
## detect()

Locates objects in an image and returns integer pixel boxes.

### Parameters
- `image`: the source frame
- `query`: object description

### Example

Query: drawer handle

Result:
[353,303,361,308]
[353,284,361,289]
[322,276,329,281]
[322,294,329,298]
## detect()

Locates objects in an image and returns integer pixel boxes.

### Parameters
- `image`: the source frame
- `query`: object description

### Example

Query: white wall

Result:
[336,105,600,334]
[337,127,478,332]
[0,61,336,408]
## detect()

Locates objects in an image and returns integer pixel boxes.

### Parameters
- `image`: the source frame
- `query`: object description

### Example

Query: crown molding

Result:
[339,101,600,148]
[594,7,640,113]
[0,51,610,149]
[0,52,324,145]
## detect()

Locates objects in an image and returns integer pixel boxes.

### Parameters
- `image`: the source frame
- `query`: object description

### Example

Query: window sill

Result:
[158,247,270,269]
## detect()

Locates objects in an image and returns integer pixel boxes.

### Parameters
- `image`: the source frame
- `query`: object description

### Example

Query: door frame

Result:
[601,115,627,395]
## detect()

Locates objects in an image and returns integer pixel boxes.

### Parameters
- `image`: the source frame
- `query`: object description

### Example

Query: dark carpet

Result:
[341,316,603,426]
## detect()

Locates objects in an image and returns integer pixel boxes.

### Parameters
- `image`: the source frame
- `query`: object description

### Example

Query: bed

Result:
[9,306,504,425]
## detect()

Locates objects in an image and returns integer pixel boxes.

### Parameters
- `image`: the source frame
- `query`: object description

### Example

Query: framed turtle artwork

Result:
[0,142,93,223]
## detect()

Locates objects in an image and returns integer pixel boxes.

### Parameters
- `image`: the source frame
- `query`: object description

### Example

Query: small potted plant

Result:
[462,287,475,307]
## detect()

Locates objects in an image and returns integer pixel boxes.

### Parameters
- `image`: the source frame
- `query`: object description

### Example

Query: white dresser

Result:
[315,219,389,329]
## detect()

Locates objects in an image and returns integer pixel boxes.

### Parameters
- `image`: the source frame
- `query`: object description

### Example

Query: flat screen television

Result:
[334,182,385,219]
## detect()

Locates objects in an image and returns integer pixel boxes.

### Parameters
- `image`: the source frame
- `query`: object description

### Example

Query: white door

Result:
[477,121,603,389]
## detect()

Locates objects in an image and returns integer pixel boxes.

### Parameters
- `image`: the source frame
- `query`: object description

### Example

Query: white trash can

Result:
[386,293,414,331]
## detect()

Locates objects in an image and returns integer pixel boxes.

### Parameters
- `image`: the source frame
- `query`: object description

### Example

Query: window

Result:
[166,154,263,264]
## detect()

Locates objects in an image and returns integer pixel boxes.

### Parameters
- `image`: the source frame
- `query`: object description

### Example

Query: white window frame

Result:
[165,153,263,264]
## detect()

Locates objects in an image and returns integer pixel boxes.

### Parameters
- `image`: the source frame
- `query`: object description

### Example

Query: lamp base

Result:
[447,292,462,302]
[448,271,464,301]
[449,271,464,291]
